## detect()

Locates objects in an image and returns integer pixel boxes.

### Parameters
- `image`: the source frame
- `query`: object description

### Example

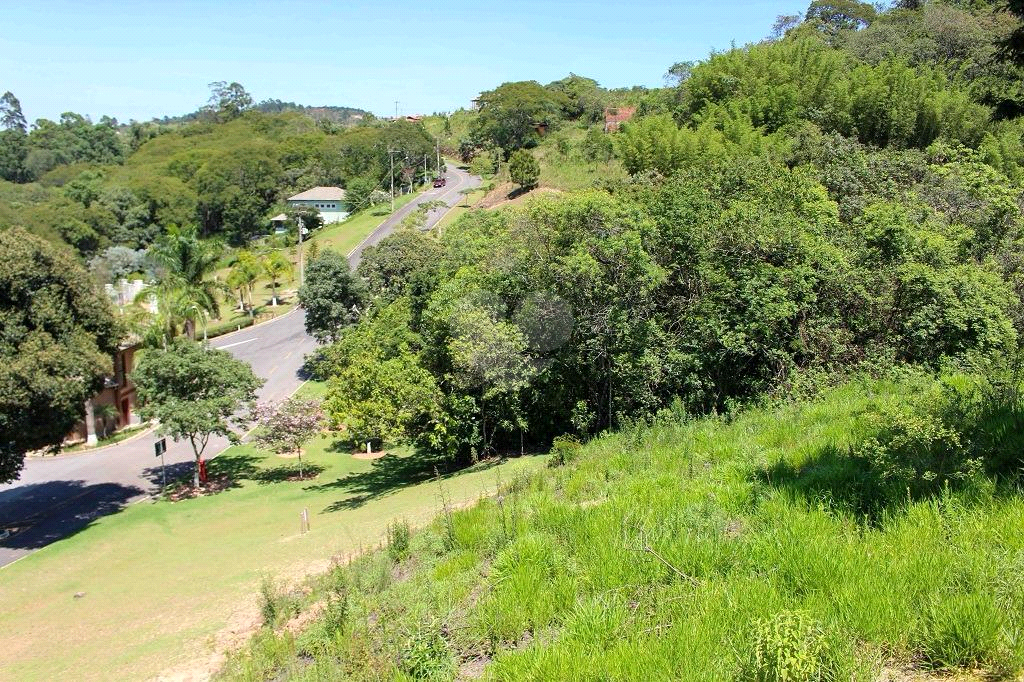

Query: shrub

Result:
[400,620,454,679]
[741,611,843,682]
[547,435,583,467]
[509,149,540,189]
[258,578,301,629]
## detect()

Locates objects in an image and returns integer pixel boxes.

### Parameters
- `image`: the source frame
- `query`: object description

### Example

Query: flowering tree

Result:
[254,397,325,479]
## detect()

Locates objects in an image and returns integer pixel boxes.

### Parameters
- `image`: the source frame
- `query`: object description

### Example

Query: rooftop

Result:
[288,186,347,201]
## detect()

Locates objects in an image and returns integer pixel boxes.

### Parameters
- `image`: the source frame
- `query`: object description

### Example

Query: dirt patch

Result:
[477,182,562,210]
[457,655,492,680]
[878,663,991,681]
[164,475,235,502]
[153,598,261,682]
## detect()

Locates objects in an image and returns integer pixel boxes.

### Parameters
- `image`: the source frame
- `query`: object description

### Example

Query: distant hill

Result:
[154,99,371,126]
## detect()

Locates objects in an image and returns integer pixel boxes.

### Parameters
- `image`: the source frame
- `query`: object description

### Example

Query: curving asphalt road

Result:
[0,163,480,568]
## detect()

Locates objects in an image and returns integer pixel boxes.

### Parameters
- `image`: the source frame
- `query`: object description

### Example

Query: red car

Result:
[433,176,446,187]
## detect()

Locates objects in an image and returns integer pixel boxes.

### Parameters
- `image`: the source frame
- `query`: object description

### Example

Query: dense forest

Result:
[311,0,1024,463]
[0,83,433,257]
[5,0,1024,461]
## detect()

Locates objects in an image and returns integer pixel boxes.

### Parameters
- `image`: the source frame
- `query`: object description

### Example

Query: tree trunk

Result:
[84,399,98,446]
[271,281,278,306]
[194,454,200,488]
[184,318,196,340]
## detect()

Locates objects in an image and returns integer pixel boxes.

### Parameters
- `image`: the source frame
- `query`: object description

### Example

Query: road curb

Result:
[209,306,300,345]
[27,422,158,461]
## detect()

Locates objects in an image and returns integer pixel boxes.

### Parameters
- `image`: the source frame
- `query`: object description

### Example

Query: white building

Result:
[287,186,349,224]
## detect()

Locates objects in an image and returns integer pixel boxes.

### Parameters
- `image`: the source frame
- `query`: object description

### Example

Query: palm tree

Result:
[262,251,292,306]
[232,250,261,312]
[226,265,249,312]
[142,226,223,341]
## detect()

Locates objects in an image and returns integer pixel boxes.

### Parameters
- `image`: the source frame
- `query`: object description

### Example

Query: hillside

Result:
[216,1,1024,679]
[220,370,1024,680]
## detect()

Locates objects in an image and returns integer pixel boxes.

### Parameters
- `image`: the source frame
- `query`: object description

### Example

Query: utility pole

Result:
[388,149,398,212]
[394,100,399,120]
[297,215,304,285]
[423,154,428,184]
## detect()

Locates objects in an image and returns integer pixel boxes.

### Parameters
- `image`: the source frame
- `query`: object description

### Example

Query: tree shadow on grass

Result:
[754,440,1019,525]
[252,462,325,484]
[755,443,888,521]
[142,450,326,493]
[310,449,504,513]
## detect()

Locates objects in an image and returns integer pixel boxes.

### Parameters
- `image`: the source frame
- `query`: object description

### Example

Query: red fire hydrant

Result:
[198,458,208,484]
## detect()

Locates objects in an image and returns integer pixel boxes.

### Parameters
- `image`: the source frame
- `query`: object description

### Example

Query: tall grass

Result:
[219,373,1024,681]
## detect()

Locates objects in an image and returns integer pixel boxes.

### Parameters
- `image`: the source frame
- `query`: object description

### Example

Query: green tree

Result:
[133,339,263,488]
[615,114,690,176]
[545,73,606,122]
[470,81,567,156]
[206,81,253,122]
[322,304,439,450]
[297,250,365,343]
[357,228,443,305]
[195,145,281,244]
[0,227,120,482]
[0,91,27,133]
[262,250,292,306]
[805,0,876,36]
[0,92,29,182]
[508,149,540,190]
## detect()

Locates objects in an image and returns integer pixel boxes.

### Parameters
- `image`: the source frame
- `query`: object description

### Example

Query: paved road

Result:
[0,163,480,568]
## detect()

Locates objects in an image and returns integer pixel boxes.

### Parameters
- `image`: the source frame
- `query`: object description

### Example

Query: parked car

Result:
[433,176,447,187]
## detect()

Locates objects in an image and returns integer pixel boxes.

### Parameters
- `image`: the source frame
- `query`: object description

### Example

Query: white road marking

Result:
[215,337,258,350]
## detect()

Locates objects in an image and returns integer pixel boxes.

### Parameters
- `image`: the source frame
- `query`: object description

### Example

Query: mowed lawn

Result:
[312,192,419,254]
[0,422,545,681]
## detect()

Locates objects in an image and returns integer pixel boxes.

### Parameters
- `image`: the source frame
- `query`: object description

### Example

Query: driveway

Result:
[0,163,480,568]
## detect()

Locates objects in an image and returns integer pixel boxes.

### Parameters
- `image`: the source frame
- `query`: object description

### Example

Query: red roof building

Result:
[603,106,637,133]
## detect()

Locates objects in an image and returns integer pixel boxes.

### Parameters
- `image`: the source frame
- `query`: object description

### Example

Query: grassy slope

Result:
[0,382,545,681]
[220,376,1024,681]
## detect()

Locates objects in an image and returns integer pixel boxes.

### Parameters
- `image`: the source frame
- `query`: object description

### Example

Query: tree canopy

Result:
[133,339,263,486]
[0,227,120,481]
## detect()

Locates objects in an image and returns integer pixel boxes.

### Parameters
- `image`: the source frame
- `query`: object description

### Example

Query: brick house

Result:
[604,106,637,133]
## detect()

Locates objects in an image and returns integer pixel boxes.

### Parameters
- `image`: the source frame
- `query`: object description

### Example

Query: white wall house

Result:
[287,186,349,224]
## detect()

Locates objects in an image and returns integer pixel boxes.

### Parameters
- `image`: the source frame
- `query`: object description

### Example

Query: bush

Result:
[400,620,454,679]
[508,149,540,189]
[547,435,583,467]
[741,611,844,682]
[258,577,300,628]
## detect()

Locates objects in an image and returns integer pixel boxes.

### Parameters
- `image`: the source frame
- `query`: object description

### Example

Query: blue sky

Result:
[0,0,806,124]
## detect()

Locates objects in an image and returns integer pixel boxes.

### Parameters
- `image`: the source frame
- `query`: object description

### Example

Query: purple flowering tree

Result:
[254,397,325,480]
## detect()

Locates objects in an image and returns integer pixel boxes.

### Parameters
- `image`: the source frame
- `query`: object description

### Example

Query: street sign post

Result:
[154,438,167,491]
